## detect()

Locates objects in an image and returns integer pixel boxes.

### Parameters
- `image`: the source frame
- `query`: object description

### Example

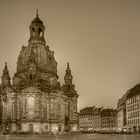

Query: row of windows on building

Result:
[79,122,116,127]
[80,121,101,125]
[127,95,140,105]
[79,115,93,118]
[79,126,93,129]
[127,119,140,125]
[101,120,116,124]
[79,116,115,120]
[79,125,115,129]
[79,118,91,121]
[80,122,94,124]
[127,103,139,112]
[80,118,99,122]
[80,117,116,123]
[127,111,140,119]
[101,125,115,128]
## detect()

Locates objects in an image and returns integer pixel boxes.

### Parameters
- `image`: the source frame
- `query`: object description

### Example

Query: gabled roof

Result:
[101,109,117,117]
[79,106,102,115]
[93,107,102,115]
[79,106,95,115]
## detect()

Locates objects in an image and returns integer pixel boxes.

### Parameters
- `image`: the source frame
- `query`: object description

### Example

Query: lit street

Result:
[0,134,140,140]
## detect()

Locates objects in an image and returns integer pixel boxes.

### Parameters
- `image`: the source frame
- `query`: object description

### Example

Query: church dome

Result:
[16,12,58,80]
[17,44,57,76]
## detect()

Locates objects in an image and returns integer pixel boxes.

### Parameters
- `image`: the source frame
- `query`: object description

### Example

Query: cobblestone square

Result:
[0,134,140,140]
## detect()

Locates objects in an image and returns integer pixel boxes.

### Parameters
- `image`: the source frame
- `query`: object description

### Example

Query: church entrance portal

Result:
[29,124,34,133]
[58,125,61,132]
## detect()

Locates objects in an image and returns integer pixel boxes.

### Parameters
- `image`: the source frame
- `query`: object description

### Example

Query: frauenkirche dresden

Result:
[0,11,79,134]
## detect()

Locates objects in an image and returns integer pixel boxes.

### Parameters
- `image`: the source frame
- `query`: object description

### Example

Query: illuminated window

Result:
[28,97,34,119]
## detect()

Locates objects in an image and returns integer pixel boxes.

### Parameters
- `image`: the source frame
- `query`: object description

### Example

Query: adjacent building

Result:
[101,109,117,132]
[117,90,129,132]
[92,107,102,131]
[79,106,102,132]
[126,84,140,133]
[79,106,94,132]
[0,12,79,134]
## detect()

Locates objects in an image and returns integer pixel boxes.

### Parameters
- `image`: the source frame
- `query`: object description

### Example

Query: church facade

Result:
[0,12,79,134]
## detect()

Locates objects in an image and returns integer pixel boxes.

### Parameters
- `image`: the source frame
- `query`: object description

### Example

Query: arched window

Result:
[57,102,61,112]
[57,102,61,120]
[7,99,12,119]
[29,123,34,133]
[43,98,47,119]
[32,27,35,36]
[45,125,48,131]
[29,74,33,80]
[32,27,35,31]
[68,85,70,90]
[38,27,42,37]
[27,97,35,119]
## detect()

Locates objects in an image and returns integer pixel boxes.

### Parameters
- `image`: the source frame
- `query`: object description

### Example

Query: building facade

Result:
[79,107,94,132]
[126,84,140,133]
[101,109,117,133]
[117,91,129,133]
[79,106,102,132]
[0,12,79,134]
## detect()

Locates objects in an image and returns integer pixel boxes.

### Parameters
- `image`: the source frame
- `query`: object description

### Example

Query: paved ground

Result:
[0,134,140,140]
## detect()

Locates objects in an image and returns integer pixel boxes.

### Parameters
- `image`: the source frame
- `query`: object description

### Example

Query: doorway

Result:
[58,125,61,132]
[29,124,34,133]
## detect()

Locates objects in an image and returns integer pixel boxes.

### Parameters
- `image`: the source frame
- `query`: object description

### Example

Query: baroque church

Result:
[0,12,79,134]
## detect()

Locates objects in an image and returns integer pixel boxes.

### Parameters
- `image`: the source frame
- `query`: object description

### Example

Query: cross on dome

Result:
[36,9,39,18]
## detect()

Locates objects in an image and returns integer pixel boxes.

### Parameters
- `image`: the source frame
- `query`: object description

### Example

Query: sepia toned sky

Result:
[1,0,140,110]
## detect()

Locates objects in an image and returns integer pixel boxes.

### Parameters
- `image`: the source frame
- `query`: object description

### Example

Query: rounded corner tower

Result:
[0,11,79,134]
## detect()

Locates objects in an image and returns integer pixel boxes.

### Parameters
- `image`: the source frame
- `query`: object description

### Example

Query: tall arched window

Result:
[32,27,35,36]
[43,98,47,119]
[38,27,42,37]
[27,97,35,119]
[57,102,61,112]
[7,99,12,120]
[57,102,61,120]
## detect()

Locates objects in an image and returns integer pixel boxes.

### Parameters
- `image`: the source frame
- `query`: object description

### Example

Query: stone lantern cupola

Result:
[28,10,46,45]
